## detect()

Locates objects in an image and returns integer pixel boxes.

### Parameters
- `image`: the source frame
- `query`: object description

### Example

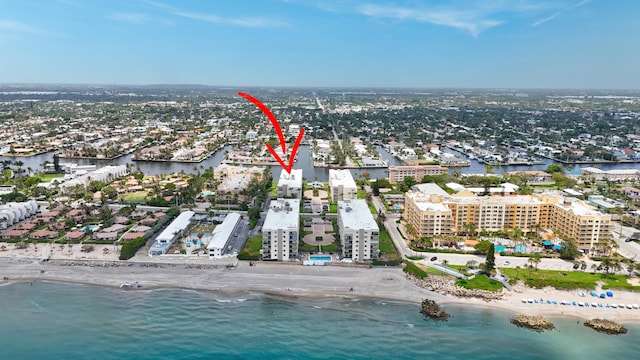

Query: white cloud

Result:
[146,1,288,28]
[174,11,287,28]
[0,20,41,34]
[531,0,590,27]
[109,12,148,24]
[532,11,561,27]
[358,4,502,37]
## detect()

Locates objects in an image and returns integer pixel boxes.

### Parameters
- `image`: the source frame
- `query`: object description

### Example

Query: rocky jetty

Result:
[420,299,450,321]
[584,319,628,335]
[510,315,555,332]
[408,274,504,302]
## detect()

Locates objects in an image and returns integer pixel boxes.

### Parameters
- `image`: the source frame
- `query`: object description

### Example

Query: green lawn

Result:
[329,204,338,213]
[321,242,339,251]
[121,191,148,204]
[403,261,428,279]
[239,235,262,259]
[40,173,64,182]
[368,204,377,214]
[456,274,503,291]
[357,189,366,199]
[501,268,640,291]
[378,229,399,261]
[299,242,319,251]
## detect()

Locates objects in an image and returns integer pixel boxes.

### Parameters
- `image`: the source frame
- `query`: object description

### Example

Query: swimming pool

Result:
[494,246,506,253]
[309,256,331,261]
[82,225,99,233]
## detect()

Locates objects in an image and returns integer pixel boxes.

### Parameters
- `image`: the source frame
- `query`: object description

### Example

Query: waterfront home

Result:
[1,229,29,239]
[64,231,86,241]
[93,232,118,241]
[122,232,146,241]
[30,230,59,239]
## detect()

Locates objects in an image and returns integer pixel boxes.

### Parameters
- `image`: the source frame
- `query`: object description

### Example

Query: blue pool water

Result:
[514,245,527,253]
[310,256,331,261]
[201,191,214,196]
[495,246,506,252]
[82,225,98,233]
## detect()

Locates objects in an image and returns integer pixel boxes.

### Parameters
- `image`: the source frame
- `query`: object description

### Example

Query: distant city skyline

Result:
[1,0,639,89]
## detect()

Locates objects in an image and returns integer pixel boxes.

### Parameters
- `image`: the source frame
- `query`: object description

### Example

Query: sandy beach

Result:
[1,246,639,324]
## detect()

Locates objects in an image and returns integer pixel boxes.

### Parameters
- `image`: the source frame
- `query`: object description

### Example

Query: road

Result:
[612,223,640,259]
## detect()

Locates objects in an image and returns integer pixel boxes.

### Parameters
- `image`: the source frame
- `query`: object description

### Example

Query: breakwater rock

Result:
[408,274,504,302]
[584,319,628,335]
[510,315,555,332]
[420,299,450,321]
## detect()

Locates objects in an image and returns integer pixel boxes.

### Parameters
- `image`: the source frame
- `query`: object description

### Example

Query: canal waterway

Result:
[3,144,640,181]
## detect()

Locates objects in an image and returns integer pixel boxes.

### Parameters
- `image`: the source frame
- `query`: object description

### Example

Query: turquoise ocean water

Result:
[1,282,639,360]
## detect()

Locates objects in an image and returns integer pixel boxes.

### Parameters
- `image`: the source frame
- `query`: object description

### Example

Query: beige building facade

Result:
[404,184,611,252]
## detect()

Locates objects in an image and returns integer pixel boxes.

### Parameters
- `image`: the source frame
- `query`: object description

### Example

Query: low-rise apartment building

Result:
[388,165,448,183]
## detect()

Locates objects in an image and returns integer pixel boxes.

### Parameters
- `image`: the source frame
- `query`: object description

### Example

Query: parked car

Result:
[430,256,437,261]
[573,263,580,270]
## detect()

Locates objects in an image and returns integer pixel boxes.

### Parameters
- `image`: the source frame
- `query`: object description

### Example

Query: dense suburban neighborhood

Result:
[1,85,640,294]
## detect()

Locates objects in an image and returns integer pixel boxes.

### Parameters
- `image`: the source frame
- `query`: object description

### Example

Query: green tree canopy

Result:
[545,164,563,174]
[484,243,495,273]
[559,240,581,260]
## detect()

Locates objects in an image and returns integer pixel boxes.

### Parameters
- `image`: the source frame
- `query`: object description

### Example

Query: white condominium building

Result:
[338,199,379,261]
[328,169,357,203]
[262,199,300,261]
[277,168,303,199]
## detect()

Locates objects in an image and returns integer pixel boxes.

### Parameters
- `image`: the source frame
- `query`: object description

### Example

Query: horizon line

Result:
[1,82,640,92]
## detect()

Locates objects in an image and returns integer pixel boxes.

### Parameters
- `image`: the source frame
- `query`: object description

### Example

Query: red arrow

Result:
[238,92,304,174]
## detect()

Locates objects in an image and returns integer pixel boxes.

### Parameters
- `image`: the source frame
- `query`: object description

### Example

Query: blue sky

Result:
[1,0,638,89]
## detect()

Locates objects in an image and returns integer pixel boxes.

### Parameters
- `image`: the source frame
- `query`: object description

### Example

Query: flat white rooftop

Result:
[278,169,303,188]
[208,212,241,250]
[328,169,356,188]
[413,183,449,196]
[263,199,300,230]
[338,199,378,230]
[157,211,194,242]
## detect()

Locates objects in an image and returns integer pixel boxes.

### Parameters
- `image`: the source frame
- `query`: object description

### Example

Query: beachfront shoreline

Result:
[2,257,640,325]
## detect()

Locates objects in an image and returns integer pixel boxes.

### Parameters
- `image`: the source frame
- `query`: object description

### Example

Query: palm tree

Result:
[601,258,613,275]
[528,255,541,270]
[625,258,636,278]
